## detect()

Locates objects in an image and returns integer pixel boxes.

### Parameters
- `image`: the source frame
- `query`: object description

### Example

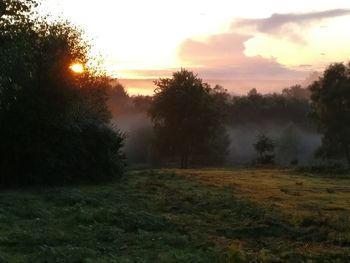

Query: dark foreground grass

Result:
[0,170,349,262]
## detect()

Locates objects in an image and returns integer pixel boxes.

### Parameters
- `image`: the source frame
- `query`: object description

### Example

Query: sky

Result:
[40,0,350,95]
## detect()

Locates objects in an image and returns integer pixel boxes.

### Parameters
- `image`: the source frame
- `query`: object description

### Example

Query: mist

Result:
[227,123,321,166]
[108,81,323,168]
[112,113,154,168]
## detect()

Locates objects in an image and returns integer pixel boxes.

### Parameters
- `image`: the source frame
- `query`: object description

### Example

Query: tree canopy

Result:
[149,69,229,168]
[254,134,275,165]
[229,87,311,129]
[0,0,125,185]
[309,63,350,164]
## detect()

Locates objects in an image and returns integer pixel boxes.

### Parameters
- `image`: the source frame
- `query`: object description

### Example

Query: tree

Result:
[254,134,275,165]
[149,69,229,168]
[229,89,311,129]
[309,63,350,164]
[282,85,310,101]
[0,0,37,33]
[107,82,132,118]
[276,123,301,165]
[0,0,125,184]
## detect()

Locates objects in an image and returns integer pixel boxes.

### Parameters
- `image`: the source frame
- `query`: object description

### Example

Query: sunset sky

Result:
[40,0,350,95]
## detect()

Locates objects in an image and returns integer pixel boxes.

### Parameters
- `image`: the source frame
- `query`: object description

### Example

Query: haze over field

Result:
[40,0,350,95]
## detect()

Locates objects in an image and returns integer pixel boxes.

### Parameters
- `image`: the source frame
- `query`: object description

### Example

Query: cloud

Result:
[116,32,310,95]
[232,9,350,43]
[177,33,304,80]
[234,9,350,32]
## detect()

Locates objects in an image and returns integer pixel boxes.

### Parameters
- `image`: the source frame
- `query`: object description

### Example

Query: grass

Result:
[0,169,350,262]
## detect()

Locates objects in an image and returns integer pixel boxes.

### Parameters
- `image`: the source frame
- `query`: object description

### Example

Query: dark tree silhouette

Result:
[229,88,311,129]
[0,0,125,185]
[149,69,229,168]
[0,0,37,32]
[309,63,350,164]
[254,134,275,165]
[282,85,311,101]
[107,82,132,118]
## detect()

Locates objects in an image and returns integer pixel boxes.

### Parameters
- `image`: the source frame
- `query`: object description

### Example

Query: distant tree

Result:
[247,88,259,97]
[0,1,125,184]
[254,134,275,165]
[276,123,301,165]
[229,89,311,128]
[132,95,152,113]
[149,69,229,168]
[282,85,310,101]
[107,82,132,117]
[309,63,350,164]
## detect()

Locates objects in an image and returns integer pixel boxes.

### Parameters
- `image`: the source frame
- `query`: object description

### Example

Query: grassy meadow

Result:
[0,169,350,262]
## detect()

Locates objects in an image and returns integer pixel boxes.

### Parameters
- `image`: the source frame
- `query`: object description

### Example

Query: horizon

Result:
[117,77,311,96]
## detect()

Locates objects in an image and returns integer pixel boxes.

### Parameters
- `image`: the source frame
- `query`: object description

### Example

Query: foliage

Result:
[282,84,310,101]
[107,81,133,117]
[0,0,38,33]
[253,134,275,165]
[309,63,350,164]
[149,69,229,168]
[133,94,153,113]
[106,81,153,118]
[229,87,311,129]
[0,0,125,185]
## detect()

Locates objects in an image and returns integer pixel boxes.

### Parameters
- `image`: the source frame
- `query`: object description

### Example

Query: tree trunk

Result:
[346,146,350,167]
[180,154,185,169]
[180,145,189,169]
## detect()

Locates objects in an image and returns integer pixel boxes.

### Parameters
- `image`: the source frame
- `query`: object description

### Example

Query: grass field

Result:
[0,169,350,262]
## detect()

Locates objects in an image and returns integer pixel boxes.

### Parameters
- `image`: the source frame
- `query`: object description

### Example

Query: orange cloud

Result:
[177,33,305,80]
[119,32,317,95]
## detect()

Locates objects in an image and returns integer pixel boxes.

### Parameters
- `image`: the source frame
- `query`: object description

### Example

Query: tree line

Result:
[109,65,349,169]
[1,0,350,185]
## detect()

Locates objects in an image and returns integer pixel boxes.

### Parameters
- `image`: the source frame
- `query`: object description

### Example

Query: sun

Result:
[70,63,84,74]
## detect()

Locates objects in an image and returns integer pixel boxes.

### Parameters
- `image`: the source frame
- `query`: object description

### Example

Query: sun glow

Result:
[41,0,350,95]
[70,63,84,74]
